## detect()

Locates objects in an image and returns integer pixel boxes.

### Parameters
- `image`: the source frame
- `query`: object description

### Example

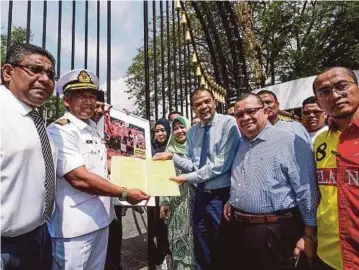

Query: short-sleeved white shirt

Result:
[0,85,58,237]
[47,112,112,238]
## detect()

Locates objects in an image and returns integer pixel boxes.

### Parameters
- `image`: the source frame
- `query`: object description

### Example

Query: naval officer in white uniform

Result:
[47,69,149,270]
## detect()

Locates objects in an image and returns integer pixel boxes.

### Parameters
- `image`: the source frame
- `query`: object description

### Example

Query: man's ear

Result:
[2,64,14,85]
[263,107,269,116]
[63,95,70,108]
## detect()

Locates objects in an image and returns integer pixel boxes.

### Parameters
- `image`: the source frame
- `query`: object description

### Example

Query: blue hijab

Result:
[151,118,171,155]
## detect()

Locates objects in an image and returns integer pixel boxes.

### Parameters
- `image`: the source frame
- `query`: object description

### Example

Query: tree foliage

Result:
[1,26,29,63]
[245,1,359,84]
[125,1,359,114]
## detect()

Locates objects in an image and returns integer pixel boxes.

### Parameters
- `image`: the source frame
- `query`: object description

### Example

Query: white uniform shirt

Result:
[47,112,112,238]
[0,85,58,237]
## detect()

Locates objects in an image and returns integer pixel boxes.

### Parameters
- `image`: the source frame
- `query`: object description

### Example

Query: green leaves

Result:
[248,1,359,84]
[1,26,30,64]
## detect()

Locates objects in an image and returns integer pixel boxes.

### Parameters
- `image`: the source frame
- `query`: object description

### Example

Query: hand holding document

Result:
[110,156,180,196]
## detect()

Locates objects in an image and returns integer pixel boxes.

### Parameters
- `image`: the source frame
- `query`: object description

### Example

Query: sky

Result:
[1,0,145,111]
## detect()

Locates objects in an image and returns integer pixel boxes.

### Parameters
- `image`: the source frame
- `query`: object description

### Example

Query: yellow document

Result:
[111,156,180,196]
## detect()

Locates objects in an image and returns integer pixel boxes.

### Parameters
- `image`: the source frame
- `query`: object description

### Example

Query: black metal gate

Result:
[2,0,112,119]
[2,0,248,121]
[142,0,249,121]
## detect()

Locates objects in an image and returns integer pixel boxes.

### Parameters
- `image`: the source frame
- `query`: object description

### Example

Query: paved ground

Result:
[121,206,148,270]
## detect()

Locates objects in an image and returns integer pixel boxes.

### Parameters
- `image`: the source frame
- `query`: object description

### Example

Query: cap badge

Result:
[78,70,92,84]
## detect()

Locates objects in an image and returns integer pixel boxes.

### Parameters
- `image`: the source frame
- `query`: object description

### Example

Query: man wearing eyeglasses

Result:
[224,93,318,269]
[47,69,149,270]
[301,96,328,143]
[1,43,57,269]
[312,67,359,270]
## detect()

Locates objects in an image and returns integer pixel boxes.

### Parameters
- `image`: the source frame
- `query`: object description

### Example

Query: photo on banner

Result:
[101,106,155,206]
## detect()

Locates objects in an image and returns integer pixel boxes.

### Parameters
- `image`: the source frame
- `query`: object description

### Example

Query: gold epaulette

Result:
[54,118,70,126]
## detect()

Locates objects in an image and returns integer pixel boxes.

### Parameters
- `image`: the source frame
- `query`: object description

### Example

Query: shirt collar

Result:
[200,112,218,128]
[89,118,104,136]
[64,111,91,130]
[1,85,33,116]
[352,117,359,128]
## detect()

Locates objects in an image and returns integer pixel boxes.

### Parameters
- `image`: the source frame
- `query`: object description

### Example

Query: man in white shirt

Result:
[1,43,57,269]
[301,96,328,142]
[48,69,149,270]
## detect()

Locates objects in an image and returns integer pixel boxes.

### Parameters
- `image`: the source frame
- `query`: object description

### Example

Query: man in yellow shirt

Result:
[313,67,359,269]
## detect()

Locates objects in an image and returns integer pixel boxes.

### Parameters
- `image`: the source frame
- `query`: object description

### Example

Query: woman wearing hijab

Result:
[151,118,171,155]
[149,118,172,269]
[160,116,195,270]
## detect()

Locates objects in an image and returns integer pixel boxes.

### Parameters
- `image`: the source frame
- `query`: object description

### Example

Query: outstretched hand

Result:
[153,152,173,161]
[169,175,186,185]
[126,188,150,205]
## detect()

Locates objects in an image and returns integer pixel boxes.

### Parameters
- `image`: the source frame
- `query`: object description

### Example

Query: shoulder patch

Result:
[55,118,70,126]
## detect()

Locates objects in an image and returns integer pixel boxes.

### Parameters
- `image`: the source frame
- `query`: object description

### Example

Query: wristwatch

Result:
[120,187,128,201]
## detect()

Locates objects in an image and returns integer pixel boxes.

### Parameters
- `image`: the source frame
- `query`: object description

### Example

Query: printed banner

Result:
[102,106,155,206]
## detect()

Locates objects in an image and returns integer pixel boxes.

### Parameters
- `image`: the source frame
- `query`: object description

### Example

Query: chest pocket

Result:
[80,137,98,171]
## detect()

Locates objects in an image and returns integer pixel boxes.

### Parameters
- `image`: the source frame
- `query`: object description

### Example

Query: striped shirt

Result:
[173,113,240,189]
[229,122,318,226]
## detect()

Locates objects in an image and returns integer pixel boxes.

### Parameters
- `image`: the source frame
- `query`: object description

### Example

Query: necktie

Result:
[198,125,210,191]
[29,110,55,221]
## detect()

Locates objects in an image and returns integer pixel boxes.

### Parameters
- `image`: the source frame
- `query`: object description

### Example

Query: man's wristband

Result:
[120,187,128,201]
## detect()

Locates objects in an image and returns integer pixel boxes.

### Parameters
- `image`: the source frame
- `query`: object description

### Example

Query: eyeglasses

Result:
[316,80,356,99]
[12,64,56,81]
[302,110,324,117]
[234,107,263,119]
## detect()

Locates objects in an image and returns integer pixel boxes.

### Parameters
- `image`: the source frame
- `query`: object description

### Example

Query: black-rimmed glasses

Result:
[12,64,57,81]
[234,107,263,119]
[302,110,324,117]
